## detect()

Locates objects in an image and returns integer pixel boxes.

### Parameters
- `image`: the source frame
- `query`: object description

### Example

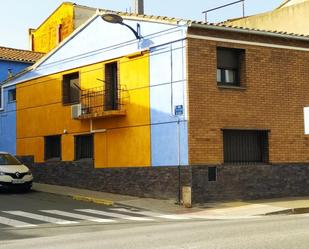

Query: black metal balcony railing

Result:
[79,86,127,119]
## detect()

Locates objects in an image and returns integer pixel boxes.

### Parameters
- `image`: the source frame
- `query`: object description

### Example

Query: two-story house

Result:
[4,6,309,203]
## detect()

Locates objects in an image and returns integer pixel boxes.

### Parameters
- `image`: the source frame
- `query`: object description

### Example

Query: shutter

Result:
[223,130,269,164]
[62,79,69,104]
[217,48,240,69]
[70,77,80,104]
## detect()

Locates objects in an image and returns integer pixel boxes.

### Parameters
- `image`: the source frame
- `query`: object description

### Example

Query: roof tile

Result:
[0,46,44,63]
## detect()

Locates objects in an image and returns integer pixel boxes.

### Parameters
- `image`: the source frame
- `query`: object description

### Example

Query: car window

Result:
[0,154,22,165]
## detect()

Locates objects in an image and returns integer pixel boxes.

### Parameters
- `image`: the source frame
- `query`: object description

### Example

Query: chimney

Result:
[134,0,144,15]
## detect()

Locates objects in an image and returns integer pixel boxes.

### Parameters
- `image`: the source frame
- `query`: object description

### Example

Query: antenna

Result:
[202,0,245,22]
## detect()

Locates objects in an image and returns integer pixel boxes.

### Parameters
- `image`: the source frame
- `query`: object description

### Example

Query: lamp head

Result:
[101,14,123,24]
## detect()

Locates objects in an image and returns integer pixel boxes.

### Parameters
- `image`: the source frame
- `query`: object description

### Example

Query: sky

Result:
[0,0,284,50]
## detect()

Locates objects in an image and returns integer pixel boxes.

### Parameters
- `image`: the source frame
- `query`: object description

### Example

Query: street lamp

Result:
[101,13,142,40]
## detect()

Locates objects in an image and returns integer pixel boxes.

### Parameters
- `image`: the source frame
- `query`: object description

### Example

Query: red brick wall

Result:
[187,28,309,165]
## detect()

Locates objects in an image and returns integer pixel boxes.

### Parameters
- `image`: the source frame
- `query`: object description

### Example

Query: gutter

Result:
[190,23,309,43]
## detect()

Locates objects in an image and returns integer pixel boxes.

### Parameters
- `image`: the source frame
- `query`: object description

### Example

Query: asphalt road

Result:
[0,191,309,249]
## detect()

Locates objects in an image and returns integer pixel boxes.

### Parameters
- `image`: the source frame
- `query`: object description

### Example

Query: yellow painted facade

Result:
[30,2,74,53]
[16,53,151,168]
[225,0,309,36]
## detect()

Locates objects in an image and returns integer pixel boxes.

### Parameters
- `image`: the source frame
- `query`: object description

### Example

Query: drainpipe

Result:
[177,116,181,205]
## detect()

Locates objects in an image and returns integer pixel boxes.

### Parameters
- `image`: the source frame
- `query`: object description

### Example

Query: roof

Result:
[277,0,309,9]
[110,10,309,39]
[0,46,44,63]
[30,2,309,40]
[207,20,309,39]
[221,0,309,38]
[4,3,309,87]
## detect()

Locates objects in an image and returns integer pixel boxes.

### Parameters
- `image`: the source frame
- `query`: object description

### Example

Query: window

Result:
[217,47,244,86]
[8,89,16,102]
[62,72,80,105]
[45,135,61,160]
[75,134,93,160]
[223,130,269,164]
[104,62,118,111]
[57,24,63,44]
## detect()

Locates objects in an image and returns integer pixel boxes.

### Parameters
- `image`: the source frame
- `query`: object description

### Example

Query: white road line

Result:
[2,211,78,225]
[41,210,116,223]
[76,209,154,221]
[0,215,37,228]
[111,208,191,220]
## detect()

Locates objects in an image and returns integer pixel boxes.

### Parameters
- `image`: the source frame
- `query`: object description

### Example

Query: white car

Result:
[0,152,33,192]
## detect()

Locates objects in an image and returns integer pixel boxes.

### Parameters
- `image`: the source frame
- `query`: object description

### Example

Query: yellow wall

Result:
[30,3,74,53]
[225,1,309,36]
[16,53,151,168]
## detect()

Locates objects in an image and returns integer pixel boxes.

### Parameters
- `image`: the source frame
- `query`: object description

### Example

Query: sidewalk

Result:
[32,183,187,213]
[32,183,309,218]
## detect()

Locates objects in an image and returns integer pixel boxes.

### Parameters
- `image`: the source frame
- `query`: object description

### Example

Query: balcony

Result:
[74,86,127,120]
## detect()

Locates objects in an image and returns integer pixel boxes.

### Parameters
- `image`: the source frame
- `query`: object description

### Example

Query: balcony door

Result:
[104,62,118,111]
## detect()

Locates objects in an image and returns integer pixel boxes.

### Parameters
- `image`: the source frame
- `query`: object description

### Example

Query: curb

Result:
[72,195,114,206]
[32,185,115,206]
[264,207,309,216]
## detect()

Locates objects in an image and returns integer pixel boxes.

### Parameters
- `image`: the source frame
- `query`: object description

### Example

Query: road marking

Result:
[2,211,77,225]
[41,210,116,223]
[0,215,37,228]
[111,208,191,220]
[76,209,154,221]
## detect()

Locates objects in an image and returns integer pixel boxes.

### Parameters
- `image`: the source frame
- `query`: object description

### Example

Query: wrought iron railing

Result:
[80,86,127,118]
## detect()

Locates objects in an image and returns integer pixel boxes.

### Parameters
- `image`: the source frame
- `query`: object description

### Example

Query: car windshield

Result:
[0,154,22,165]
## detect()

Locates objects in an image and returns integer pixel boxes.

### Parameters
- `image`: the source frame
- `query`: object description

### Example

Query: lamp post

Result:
[101,13,142,40]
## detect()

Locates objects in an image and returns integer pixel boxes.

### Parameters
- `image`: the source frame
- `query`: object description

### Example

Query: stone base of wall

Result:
[18,156,309,204]
[19,157,191,201]
[191,164,309,203]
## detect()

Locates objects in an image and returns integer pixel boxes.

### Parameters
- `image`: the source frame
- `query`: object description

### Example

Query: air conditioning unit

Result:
[71,104,82,119]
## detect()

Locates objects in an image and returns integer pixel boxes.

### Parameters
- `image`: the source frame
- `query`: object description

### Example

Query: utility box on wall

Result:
[182,186,192,208]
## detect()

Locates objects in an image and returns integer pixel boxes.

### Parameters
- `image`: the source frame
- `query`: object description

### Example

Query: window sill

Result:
[217,84,246,90]
[74,158,93,162]
[45,158,61,162]
[63,102,80,106]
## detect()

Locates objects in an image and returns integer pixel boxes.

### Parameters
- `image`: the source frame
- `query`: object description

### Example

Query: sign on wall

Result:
[175,105,183,116]
[304,107,309,134]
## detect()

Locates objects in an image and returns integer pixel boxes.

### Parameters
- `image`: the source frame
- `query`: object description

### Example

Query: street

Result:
[0,191,308,249]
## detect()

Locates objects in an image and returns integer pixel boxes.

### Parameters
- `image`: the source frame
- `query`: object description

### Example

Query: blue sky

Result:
[0,0,284,50]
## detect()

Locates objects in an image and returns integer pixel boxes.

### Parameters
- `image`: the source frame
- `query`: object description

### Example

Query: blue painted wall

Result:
[0,60,32,154]
[0,60,31,82]
[150,40,189,166]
